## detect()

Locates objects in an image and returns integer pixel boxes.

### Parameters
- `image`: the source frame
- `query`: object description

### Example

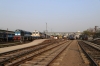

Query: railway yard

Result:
[0,0,100,66]
[0,39,100,66]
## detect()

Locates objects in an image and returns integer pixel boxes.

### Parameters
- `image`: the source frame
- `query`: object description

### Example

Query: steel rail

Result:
[18,40,71,66]
[0,40,54,65]
[0,41,31,48]
[0,40,66,66]
[0,44,51,65]
[83,41,100,51]
[45,40,72,66]
[6,41,67,66]
[78,41,98,66]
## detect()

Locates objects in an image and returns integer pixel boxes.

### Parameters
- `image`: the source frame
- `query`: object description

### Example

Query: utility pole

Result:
[7,28,8,42]
[46,22,47,38]
[95,26,98,32]
[46,22,47,32]
[51,28,52,35]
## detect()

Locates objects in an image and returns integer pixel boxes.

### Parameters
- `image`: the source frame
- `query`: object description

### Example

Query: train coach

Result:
[79,35,88,40]
[31,30,47,39]
[13,29,32,43]
[0,29,14,42]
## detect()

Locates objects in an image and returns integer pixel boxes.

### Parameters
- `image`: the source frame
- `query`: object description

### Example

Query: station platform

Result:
[0,39,47,54]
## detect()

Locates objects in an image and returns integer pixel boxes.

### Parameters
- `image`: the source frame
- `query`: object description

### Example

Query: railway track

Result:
[0,39,66,66]
[78,40,100,66]
[0,41,31,48]
[19,40,72,66]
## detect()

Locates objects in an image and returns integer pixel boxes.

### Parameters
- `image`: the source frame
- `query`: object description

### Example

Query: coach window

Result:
[36,32,38,34]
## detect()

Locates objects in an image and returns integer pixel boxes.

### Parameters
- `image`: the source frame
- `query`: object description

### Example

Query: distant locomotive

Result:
[68,34,75,40]
[31,30,47,39]
[13,29,32,42]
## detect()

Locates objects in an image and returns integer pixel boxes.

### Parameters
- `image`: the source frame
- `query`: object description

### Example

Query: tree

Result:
[82,30,94,36]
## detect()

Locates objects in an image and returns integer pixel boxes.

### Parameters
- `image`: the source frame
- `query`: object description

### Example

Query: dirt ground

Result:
[59,40,88,66]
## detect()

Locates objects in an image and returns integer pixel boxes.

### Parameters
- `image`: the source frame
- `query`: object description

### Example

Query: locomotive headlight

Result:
[18,33,20,35]
[15,33,17,35]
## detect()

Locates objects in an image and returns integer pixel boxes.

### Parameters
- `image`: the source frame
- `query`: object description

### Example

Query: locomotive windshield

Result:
[33,32,35,34]
[15,31,21,35]
[36,32,38,34]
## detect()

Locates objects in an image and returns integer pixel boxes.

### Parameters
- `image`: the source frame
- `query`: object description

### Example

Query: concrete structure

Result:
[0,39,47,54]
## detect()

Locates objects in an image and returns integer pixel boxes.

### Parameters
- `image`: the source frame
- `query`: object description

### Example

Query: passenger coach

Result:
[0,29,14,42]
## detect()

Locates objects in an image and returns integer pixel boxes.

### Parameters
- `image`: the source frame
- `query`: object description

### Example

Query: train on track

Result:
[0,29,14,42]
[13,29,33,43]
[67,34,75,40]
[31,30,48,39]
[0,29,49,43]
[79,35,88,40]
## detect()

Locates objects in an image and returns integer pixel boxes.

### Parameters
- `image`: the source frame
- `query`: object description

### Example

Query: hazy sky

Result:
[0,0,100,32]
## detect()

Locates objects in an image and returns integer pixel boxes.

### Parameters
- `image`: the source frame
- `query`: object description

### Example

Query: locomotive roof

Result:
[33,30,39,32]
[15,29,32,33]
[32,30,46,34]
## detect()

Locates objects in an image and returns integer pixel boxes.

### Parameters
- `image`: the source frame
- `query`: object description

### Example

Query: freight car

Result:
[13,29,32,43]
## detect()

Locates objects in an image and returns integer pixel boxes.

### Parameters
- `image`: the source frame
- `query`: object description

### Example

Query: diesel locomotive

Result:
[31,30,47,39]
[13,29,33,43]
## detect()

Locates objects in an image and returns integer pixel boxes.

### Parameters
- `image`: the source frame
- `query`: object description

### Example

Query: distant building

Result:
[47,31,82,36]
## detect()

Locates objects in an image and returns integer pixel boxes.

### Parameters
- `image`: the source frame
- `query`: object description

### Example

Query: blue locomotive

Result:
[13,29,33,43]
[68,34,75,40]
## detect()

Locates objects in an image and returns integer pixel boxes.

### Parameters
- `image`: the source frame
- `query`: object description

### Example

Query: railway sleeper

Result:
[3,40,68,65]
